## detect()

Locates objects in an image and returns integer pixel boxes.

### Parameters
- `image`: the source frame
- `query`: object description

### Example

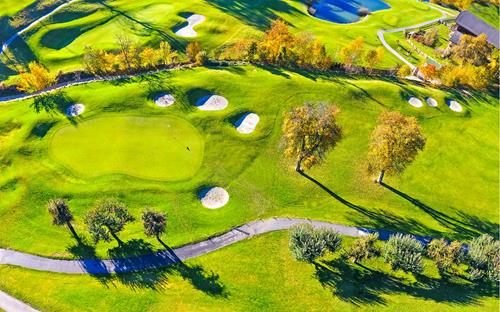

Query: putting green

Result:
[49,115,204,180]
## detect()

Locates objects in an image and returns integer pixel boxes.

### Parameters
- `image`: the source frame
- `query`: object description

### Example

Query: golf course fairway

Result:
[49,115,204,180]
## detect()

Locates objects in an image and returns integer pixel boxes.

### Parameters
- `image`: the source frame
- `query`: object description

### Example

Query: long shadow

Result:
[205,0,304,30]
[96,0,183,50]
[297,170,442,240]
[315,258,498,305]
[380,182,481,238]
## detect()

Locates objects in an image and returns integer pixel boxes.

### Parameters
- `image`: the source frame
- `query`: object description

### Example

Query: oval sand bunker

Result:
[200,187,229,209]
[175,14,206,37]
[155,94,175,107]
[235,113,260,134]
[448,100,463,112]
[408,97,423,108]
[66,104,85,117]
[426,97,438,107]
[196,95,228,111]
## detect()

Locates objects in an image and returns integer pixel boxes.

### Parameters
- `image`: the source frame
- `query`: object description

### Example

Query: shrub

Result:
[467,234,500,282]
[317,227,343,253]
[348,233,379,262]
[397,64,412,78]
[289,224,326,263]
[426,238,464,272]
[383,234,424,274]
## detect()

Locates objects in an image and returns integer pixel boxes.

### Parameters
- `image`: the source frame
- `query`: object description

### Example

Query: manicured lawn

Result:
[0,65,497,259]
[50,115,204,180]
[0,0,36,17]
[1,0,443,79]
[0,232,498,311]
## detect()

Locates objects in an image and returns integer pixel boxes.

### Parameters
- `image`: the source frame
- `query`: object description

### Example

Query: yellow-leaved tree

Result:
[17,62,56,93]
[368,111,426,183]
[282,103,342,172]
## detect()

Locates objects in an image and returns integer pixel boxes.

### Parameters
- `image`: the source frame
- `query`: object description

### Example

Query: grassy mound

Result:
[49,115,204,181]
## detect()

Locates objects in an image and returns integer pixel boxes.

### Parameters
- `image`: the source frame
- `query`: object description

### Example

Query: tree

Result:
[158,41,174,65]
[116,35,135,72]
[365,47,384,71]
[397,64,412,78]
[382,234,424,274]
[85,198,134,245]
[368,111,426,183]
[16,62,56,93]
[139,47,160,69]
[418,63,438,80]
[195,50,208,65]
[339,37,364,68]
[142,209,167,243]
[467,234,500,282]
[451,34,493,66]
[426,238,464,273]
[186,42,202,62]
[47,198,79,241]
[289,223,326,263]
[317,227,342,253]
[347,233,379,263]
[259,19,294,65]
[289,224,342,263]
[282,103,342,172]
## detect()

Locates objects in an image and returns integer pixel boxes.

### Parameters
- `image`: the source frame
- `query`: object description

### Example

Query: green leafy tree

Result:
[142,209,167,244]
[283,103,342,172]
[47,198,79,241]
[347,233,379,263]
[85,198,134,245]
[426,238,464,273]
[382,234,424,274]
[289,223,326,263]
[368,111,426,183]
[397,64,412,78]
[317,227,342,253]
[467,234,500,282]
[452,34,493,66]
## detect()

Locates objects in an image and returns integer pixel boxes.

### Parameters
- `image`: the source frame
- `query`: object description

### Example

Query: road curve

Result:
[0,217,433,275]
[0,290,39,312]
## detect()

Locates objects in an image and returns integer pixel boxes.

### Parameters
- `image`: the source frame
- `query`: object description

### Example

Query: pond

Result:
[310,0,391,24]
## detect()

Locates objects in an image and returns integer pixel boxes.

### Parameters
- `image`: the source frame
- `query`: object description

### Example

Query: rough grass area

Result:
[0,232,498,311]
[1,0,442,79]
[470,2,499,29]
[0,65,497,259]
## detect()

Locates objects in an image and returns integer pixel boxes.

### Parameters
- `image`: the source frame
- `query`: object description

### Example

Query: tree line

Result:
[289,223,500,282]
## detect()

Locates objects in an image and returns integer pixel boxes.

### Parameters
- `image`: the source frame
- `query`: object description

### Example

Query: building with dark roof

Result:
[450,11,499,49]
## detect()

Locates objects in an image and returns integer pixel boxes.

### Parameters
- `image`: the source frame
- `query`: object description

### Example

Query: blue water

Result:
[311,0,391,24]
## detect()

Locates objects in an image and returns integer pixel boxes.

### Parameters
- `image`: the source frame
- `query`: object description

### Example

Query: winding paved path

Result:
[0,290,39,312]
[0,217,433,275]
[1,0,80,56]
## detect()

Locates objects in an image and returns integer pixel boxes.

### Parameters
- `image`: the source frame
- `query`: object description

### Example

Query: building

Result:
[450,11,499,49]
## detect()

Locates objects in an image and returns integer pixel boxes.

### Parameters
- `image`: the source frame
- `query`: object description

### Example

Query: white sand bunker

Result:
[175,14,206,37]
[426,97,438,107]
[234,112,260,134]
[408,97,423,108]
[66,104,85,117]
[200,187,229,209]
[154,93,175,107]
[448,100,463,112]
[196,95,228,111]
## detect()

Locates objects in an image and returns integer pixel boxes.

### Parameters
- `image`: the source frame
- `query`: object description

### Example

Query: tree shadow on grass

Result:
[380,182,483,239]
[31,91,81,124]
[315,258,498,306]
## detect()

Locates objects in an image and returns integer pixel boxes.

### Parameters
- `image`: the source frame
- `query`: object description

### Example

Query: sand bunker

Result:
[200,187,229,209]
[196,95,228,111]
[154,93,175,107]
[426,97,438,107]
[234,113,260,134]
[175,14,206,37]
[65,104,85,117]
[448,100,463,112]
[408,97,423,108]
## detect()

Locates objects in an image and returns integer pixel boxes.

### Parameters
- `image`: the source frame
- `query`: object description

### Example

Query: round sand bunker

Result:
[200,187,229,209]
[408,97,423,108]
[448,100,463,112]
[234,112,260,134]
[154,93,175,107]
[66,104,85,117]
[426,97,438,107]
[196,95,228,111]
[175,14,206,37]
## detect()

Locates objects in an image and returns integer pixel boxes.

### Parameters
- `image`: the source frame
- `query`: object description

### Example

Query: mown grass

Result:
[469,2,499,29]
[0,232,498,311]
[0,65,497,259]
[1,0,443,79]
